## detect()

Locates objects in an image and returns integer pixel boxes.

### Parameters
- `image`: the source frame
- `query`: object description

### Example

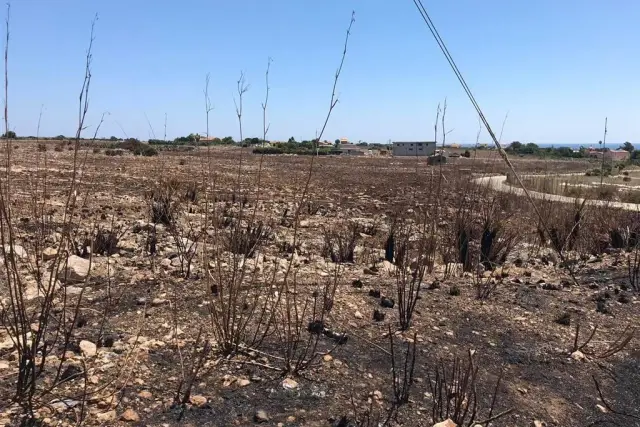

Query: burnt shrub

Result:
[92,226,120,255]
[148,179,180,226]
[227,221,272,258]
[322,222,360,263]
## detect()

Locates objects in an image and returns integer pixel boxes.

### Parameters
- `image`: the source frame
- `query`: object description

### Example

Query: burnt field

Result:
[0,144,639,427]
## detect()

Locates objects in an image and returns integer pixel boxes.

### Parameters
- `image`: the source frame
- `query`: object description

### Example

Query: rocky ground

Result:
[0,144,638,427]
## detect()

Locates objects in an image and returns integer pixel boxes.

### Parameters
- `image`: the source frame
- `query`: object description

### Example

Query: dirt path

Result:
[474,174,640,211]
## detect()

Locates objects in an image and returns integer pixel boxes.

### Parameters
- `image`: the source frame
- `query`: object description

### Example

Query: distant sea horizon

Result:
[457,142,610,149]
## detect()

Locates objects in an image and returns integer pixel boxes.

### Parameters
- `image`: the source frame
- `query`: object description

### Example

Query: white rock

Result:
[354,311,363,319]
[282,378,299,390]
[42,247,58,261]
[79,340,97,357]
[66,286,83,296]
[59,255,90,283]
[382,260,396,274]
[433,420,457,427]
[50,399,79,411]
[120,408,140,422]
[189,395,207,406]
[570,350,586,362]
[0,336,14,350]
[151,298,168,307]
[97,410,116,422]
[4,244,27,259]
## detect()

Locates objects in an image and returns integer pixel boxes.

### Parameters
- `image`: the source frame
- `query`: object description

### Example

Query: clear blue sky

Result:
[7,0,640,145]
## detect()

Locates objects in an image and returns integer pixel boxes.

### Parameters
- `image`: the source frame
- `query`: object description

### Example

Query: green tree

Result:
[334,139,340,147]
[109,136,119,141]
[2,130,16,139]
[553,147,574,158]
[244,137,261,145]
[619,141,634,152]
[288,136,297,144]
[522,142,539,154]
[508,141,522,151]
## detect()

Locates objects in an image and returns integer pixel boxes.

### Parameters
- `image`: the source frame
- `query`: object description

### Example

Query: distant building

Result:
[587,148,630,161]
[339,143,366,156]
[392,141,436,156]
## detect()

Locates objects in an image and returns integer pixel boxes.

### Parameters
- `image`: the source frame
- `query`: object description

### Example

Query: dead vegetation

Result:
[0,7,638,427]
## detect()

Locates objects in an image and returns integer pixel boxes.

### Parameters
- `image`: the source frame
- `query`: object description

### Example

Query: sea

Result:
[459,142,602,149]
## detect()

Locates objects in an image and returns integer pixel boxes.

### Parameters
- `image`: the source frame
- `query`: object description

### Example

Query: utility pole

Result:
[600,117,607,188]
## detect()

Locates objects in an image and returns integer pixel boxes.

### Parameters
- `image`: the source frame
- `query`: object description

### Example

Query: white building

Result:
[392,141,436,156]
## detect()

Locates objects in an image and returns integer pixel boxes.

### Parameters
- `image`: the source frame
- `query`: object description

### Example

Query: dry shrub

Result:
[226,221,271,258]
[275,274,342,374]
[609,213,640,250]
[148,178,181,226]
[479,194,519,269]
[182,181,198,203]
[0,15,133,425]
[385,218,415,267]
[442,189,519,274]
[208,224,277,354]
[322,221,360,263]
[92,225,121,255]
[596,185,617,201]
[440,182,476,274]
[578,205,628,256]
[389,328,417,407]
[428,351,508,427]
[392,221,430,330]
[474,271,505,301]
[537,199,585,254]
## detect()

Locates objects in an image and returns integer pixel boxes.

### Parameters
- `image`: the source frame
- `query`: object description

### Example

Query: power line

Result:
[410,0,577,280]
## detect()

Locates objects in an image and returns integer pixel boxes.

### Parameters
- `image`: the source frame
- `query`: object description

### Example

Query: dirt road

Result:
[474,174,640,211]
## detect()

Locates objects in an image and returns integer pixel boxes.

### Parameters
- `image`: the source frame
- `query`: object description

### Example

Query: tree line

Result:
[506,140,637,159]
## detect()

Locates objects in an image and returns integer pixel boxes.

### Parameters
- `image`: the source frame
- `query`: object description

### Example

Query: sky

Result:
[6,0,640,145]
